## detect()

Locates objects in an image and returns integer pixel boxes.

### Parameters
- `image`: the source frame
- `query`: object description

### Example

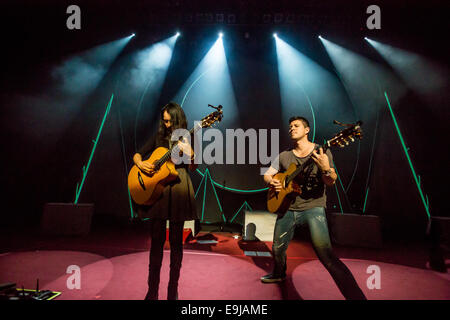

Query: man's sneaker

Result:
[260,273,286,283]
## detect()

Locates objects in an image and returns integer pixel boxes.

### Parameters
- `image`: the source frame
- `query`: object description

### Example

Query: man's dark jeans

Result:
[272,207,366,300]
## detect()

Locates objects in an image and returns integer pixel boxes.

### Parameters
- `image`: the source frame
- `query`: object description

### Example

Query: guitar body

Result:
[267,163,302,214]
[128,147,179,205]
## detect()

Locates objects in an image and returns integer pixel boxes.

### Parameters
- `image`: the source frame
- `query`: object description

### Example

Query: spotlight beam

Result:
[366,38,445,94]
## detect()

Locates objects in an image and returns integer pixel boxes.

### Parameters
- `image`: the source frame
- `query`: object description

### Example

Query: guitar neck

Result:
[154,125,200,168]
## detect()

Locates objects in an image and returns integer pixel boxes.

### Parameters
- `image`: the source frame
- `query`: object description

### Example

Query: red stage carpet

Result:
[0,246,448,300]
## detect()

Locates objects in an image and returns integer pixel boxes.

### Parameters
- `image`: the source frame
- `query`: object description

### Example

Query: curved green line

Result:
[305,93,316,143]
[189,82,316,194]
[334,183,344,214]
[181,63,267,194]
[180,67,215,108]
[297,84,316,143]
[195,169,268,193]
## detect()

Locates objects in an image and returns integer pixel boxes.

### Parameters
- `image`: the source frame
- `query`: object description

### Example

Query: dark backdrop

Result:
[0,0,448,241]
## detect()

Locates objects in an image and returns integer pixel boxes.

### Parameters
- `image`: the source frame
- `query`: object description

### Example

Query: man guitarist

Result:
[262,116,366,300]
[133,102,198,300]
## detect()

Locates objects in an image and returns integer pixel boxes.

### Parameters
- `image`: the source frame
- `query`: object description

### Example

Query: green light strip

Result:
[384,92,430,219]
[206,170,223,213]
[331,158,345,214]
[362,187,370,213]
[201,169,208,222]
[205,169,225,222]
[195,169,268,193]
[127,186,135,219]
[217,184,268,193]
[298,84,316,142]
[194,168,207,199]
[74,94,114,204]
[334,183,344,214]
[234,202,253,223]
[324,139,344,214]
[333,164,345,198]
[229,201,248,223]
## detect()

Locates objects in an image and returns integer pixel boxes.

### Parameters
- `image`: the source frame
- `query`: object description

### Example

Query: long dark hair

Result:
[157,102,187,143]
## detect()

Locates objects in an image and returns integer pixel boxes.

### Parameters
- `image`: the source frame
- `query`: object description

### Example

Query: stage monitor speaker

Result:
[429,216,450,272]
[243,211,277,241]
[41,203,94,236]
[430,216,450,246]
[326,212,382,248]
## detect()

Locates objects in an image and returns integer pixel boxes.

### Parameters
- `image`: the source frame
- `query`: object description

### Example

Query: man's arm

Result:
[320,168,337,186]
[263,166,282,192]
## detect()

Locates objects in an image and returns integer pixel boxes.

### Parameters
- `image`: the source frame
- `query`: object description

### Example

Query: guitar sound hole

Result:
[137,171,146,190]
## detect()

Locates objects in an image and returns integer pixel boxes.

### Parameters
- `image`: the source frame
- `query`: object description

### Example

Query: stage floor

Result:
[0,223,448,300]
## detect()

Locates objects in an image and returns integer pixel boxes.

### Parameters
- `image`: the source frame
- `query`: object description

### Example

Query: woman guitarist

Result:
[133,102,198,300]
[262,116,366,300]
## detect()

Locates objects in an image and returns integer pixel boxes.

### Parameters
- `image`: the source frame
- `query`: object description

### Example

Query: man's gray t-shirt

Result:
[271,145,334,211]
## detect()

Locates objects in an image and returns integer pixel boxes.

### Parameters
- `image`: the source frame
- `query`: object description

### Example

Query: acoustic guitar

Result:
[267,121,363,214]
[128,106,223,205]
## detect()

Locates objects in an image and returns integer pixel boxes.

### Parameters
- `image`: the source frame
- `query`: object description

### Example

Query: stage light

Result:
[364,36,368,40]
[366,38,445,94]
[173,30,238,129]
[219,32,223,38]
[319,36,405,119]
[318,35,322,39]
[274,35,345,141]
[52,35,134,97]
[128,34,179,93]
[273,33,277,38]
[176,31,180,37]
[131,33,135,38]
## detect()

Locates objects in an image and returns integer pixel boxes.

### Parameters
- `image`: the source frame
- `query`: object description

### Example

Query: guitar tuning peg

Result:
[350,137,355,142]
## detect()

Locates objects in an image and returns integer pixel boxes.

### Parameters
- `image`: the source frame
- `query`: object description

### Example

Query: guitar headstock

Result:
[201,105,223,128]
[327,121,363,148]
